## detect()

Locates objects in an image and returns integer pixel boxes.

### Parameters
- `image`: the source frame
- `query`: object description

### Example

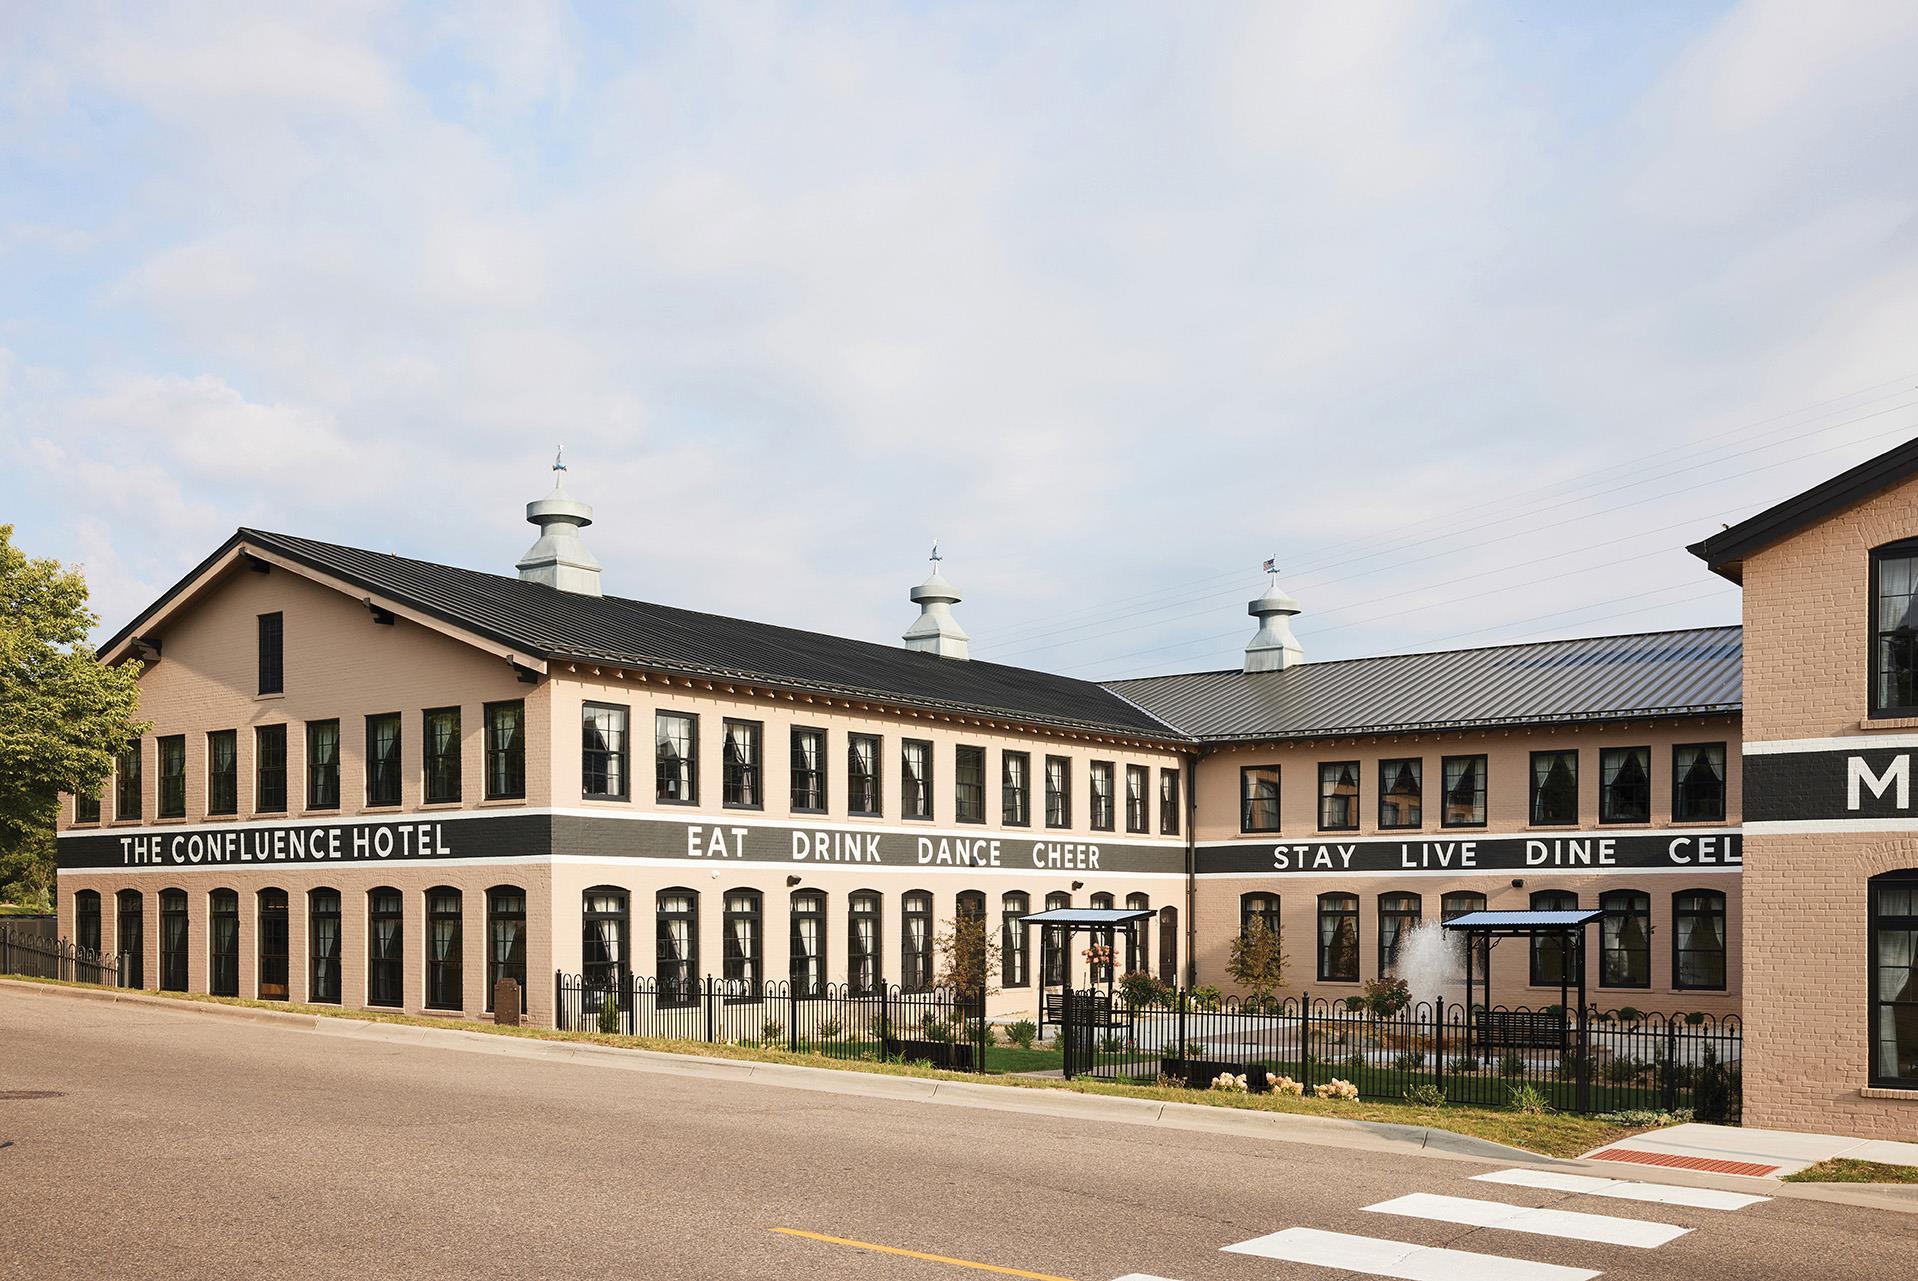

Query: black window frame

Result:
[1529,749,1579,826]
[309,887,342,1004]
[1124,763,1148,833]
[901,891,934,992]
[114,741,142,822]
[159,888,188,992]
[1089,759,1115,832]
[484,700,526,801]
[1041,890,1071,986]
[901,739,933,821]
[254,724,287,814]
[1869,870,1918,1087]
[1002,750,1030,827]
[654,710,698,804]
[1317,892,1359,983]
[1124,891,1150,973]
[656,887,699,1008]
[157,734,186,819]
[1001,891,1030,988]
[722,718,763,810]
[424,885,463,1010]
[1870,542,1918,718]
[422,707,462,806]
[1240,764,1281,834]
[1044,755,1071,829]
[582,702,631,801]
[1673,888,1727,991]
[1240,892,1281,940]
[789,889,826,999]
[1377,892,1421,973]
[116,889,143,988]
[848,732,881,817]
[955,744,987,824]
[365,713,402,807]
[1599,745,1652,825]
[582,886,630,989]
[366,886,403,1008]
[1441,890,1489,978]
[74,787,101,825]
[486,885,527,1013]
[75,889,101,953]
[1673,742,1728,823]
[305,718,341,811]
[210,888,240,997]
[1529,890,1579,986]
[257,611,284,696]
[848,890,882,995]
[790,726,827,814]
[206,729,238,816]
[1439,754,1487,829]
[1318,760,1359,832]
[1159,768,1181,835]
[257,887,289,1000]
[1598,888,1652,989]
[1378,758,1422,830]
[723,888,762,992]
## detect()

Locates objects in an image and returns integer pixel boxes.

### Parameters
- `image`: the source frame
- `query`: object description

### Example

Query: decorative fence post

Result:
[704,976,715,1044]
[879,982,891,1058]
[1434,998,1445,1097]
[1663,1018,1679,1113]
[788,983,799,1054]
[1300,991,1312,1093]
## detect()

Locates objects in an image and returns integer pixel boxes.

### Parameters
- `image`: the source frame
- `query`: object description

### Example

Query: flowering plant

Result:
[1314,1078,1359,1101]
[1267,1073,1304,1097]
[1081,943,1114,967]
[1210,1072,1249,1093]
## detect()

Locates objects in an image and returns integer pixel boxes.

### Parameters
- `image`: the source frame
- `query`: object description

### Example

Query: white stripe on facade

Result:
[1471,1168,1769,1210]
[1743,732,1918,754]
[1200,826,1740,849]
[1363,1193,1691,1248]
[1200,865,1739,880]
[1222,1227,1599,1281]
[59,854,1184,880]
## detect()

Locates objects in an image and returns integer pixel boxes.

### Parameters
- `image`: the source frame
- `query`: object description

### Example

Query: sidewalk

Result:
[1585,1122,1918,1179]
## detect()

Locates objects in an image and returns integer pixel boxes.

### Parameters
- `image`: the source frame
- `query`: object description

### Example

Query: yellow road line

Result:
[770,1227,1082,1281]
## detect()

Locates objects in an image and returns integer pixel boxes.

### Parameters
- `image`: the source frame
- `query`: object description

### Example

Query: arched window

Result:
[1157,905,1178,985]
[723,889,762,993]
[1317,893,1358,983]
[1600,889,1651,988]
[211,889,240,998]
[1125,892,1150,973]
[790,890,826,998]
[1673,889,1727,991]
[848,891,881,995]
[116,889,144,988]
[1441,891,1488,979]
[1240,893,1281,939]
[1001,892,1030,988]
[159,889,188,992]
[1530,890,1578,986]
[1871,544,1918,715]
[582,887,629,990]
[366,888,402,1007]
[902,891,933,992]
[257,889,290,1000]
[1378,893,1421,974]
[956,889,989,992]
[1090,891,1114,912]
[657,888,698,1007]
[74,889,101,955]
[1870,871,1918,1087]
[309,888,341,1004]
[425,887,463,1010]
[487,886,526,1012]
[1042,890,1071,986]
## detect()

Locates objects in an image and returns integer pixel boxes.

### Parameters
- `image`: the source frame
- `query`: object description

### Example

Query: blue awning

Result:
[1441,909,1602,930]
[1019,908,1153,925]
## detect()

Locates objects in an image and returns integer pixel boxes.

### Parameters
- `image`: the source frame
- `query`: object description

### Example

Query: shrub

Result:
[1099,1032,1125,1053]
[1595,1108,1692,1127]
[760,1018,785,1042]
[1005,1019,1038,1050]
[1693,1047,1739,1123]
[1343,995,1368,1013]
[873,1015,895,1041]
[1615,1006,1644,1023]
[1392,1050,1425,1072]
[1447,1055,1482,1074]
[597,995,621,1035]
[1211,1072,1249,1093]
[1119,970,1167,1009]
[817,1018,844,1041]
[1362,977,1411,1018]
[1267,1073,1304,1096]
[1605,1056,1648,1085]
[1345,1053,1367,1073]
[1684,1010,1707,1026]
[1182,1041,1206,1058]
[922,1016,952,1043]
[1189,984,1224,1011]
[1404,1084,1446,1109]
[1507,1084,1551,1115]
[1315,1078,1359,1101]
[1498,1051,1527,1079]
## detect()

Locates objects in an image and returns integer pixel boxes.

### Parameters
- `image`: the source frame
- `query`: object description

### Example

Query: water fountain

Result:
[1393,921,1464,1010]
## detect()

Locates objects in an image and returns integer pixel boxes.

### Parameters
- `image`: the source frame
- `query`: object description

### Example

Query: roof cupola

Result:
[517,448,602,596]
[903,543,970,660]
[1243,569,1303,673]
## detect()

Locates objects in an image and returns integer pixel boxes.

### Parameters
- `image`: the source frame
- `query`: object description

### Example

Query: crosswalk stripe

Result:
[1473,1167,1770,1210]
[1222,1227,1602,1281]
[1365,1192,1690,1248]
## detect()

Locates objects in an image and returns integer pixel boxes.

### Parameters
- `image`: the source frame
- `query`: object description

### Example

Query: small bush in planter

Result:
[1005,1019,1037,1050]
[1447,1055,1482,1074]
[1615,1006,1644,1023]
[1189,984,1224,1011]
[1343,995,1368,1013]
[922,1016,953,1043]
[1685,1011,1708,1026]
[1404,1084,1446,1109]
[1118,970,1166,1009]
[1392,1050,1425,1072]
[1314,1078,1359,1101]
[1362,977,1411,1018]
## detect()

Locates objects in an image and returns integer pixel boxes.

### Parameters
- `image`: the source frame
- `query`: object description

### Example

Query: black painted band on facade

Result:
[1745,745,1918,823]
[1194,830,1742,875]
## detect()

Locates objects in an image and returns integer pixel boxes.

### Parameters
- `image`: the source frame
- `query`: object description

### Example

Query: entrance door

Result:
[1158,906,1178,986]
[258,889,289,1000]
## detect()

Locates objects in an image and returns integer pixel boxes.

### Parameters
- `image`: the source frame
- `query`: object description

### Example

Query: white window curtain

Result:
[1878,924,1916,1078]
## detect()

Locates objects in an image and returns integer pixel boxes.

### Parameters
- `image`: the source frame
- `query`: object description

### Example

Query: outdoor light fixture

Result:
[1071,880,1084,891]
[1511,878,1525,888]
[786,875,801,887]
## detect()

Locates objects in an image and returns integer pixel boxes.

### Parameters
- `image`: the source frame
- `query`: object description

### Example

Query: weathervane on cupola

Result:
[903,538,969,660]
[515,445,603,596]
[1244,554,1304,673]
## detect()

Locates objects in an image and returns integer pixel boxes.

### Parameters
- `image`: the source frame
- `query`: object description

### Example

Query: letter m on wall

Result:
[1848,754,1911,811]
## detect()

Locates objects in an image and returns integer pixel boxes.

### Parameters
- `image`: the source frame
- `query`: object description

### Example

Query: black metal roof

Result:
[1102,626,1742,741]
[1689,433,1918,581]
[1441,909,1603,931]
[1019,908,1155,925]
[221,530,1180,738]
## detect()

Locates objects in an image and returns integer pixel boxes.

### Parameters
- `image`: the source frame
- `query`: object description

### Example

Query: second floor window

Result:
[848,733,880,815]
[1600,747,1651,824]
[723,720,762,807]
[1045,756,1070,828]
[485,700,525,800]
[306,719,340,810]
[1318,893,1359,983]
[1241,765,1280,833]
[1319,761,1359,830]
[158,735,186,818]
[1379,758,1421,829]
[1125,764,1147,833]
[115,742,142,821]
[955,745,986,823]
[901,739,932,819]
[1441,754,1486,827]
[257,611,283,695]
[207,730,238,815]
[366,714,402,806]
[423,707,461,804]
[655,711,697,803]
[1159,768,1181,835]
[1090,761,1115,831]
[582,703,629,800]
[791,727,826,812]
[1002,751,1030,826]
[255,725,286,813]
[1873,546,1918,716]
[1531,750,1578,825]
[1674,743,1727,822]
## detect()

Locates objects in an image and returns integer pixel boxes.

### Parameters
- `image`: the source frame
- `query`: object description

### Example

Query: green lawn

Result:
[1783,1158,1918,1184]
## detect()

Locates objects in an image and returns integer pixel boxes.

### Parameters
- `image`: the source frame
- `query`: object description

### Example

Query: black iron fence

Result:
[1055,987,1742,1120]
[0,924,127,987]
[554,972,991,1072]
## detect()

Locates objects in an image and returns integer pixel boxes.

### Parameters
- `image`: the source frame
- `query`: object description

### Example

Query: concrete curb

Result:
[10,978,1917,1213]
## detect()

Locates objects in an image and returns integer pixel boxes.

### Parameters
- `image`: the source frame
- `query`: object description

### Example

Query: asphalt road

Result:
[1,988,1912,1281]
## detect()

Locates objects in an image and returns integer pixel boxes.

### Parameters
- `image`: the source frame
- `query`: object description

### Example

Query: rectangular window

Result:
[655,711,697,803]
[1673,889,1727,990]
[1440,754,1486,828]
[1599,746,1651,824]
[1125,764,1147,833]
[658,889,699,1007]
[1600,890,1652,988]
[160,889,188,991]
[1870,874,1918,1086]
[901,892,933,991]
[789,890,825,998]
[1159,768,1181,835]
[425,887,462,1010]
[116,891,143,987]
[254,725,287,813]
[485,700,525,800]
[848,892,881,995]
[955,745,986,823]
[583,703,630,800]
[790,727,826,813]
[1530,750,1578,825]
[1673,743,1727,822]
[257,611,283,695]
[158,734,186,818]
[1001,893,1030,988]
[1317,894,1359,983]
[423,707,462,804]
[365,713,402,806]
[1378,758,1422,829]
[1378,893,1421,974]
[207,730,238,815]
[114,742,142,821]
[1240,765,1280,833]
[74,788,101,824]
[847,733,880,816]
[1045,755,1070,828]
[1002,751,1030,826]
[1872,547,1918,716]
[487,887,526,1013]
[901,739,933,819]
[1090,760,1115,831]
[306,719,340,810]
[310,889,342,1004]
[1318,761,1359,831]
[210,890,239,996]
[367,888,403,1007]
[722,719,762,808]
[723,890,760,990]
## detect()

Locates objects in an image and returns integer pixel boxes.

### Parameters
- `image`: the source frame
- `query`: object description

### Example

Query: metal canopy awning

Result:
[1441,909,1603,935]
[1018,908,1154,926]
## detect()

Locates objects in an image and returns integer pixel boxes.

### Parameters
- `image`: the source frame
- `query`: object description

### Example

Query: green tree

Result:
[1227,915,1287,1001]
[0,526,146,907]
[934,906,1003,1008]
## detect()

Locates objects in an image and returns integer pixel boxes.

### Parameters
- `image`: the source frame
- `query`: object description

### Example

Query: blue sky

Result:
[4,2,1918,679]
